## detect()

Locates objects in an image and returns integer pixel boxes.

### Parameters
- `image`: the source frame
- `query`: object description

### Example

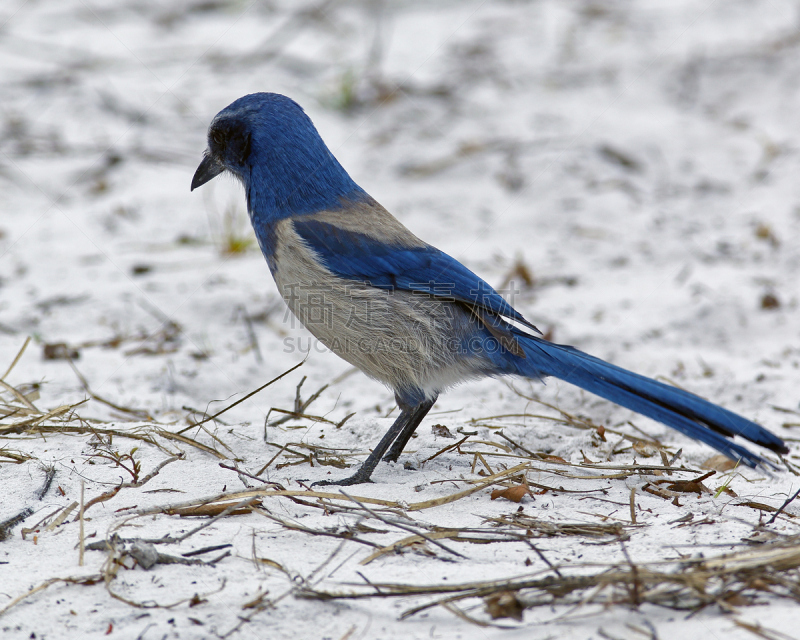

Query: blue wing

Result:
[291,217,540,334]
[290,214,789,468]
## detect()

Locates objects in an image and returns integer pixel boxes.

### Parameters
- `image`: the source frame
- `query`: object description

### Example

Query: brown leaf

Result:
[408,541,437,557]
[658,471,715,494]
[43,343,80,360]
[701,454,736,472]
[722,591,753,606]
[431,424,455,439]
[485,591,524,621]
[169,502,260,517]
[632,442,658,457]
[735,501,791,515]
[491,485,532,503]
[189,593,208,607]
[761,292,780,310]
[665,481,707,494]
[755,222,779,247]
[497,258,535,291]
[748,578,770,591]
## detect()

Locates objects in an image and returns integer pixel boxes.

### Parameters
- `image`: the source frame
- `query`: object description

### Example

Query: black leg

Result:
[312,397,436,486]
[383,397,436,462]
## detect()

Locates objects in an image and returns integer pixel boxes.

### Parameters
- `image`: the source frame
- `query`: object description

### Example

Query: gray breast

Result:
[270,217,486,399]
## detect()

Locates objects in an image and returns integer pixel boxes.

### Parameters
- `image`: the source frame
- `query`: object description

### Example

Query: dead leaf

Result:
[701,454,736,472]
[735,501,795,517]
[169,502,260,517]
[722,591,753,607]
[497,257,535,292]
[656,471,715,495]
[485,591,524,621]
[431,424,455,439]
[755,222,779,247]
[632,442,658,457]
[665,480,709,494]
[408,541,437,557]
[491,485,532,503]
[761,292,780,310]
[43,343,80,360]
[189,593,208,607]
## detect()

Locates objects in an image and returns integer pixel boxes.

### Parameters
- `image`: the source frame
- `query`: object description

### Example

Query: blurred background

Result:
[0,0,798,424]
[3,5,800,636]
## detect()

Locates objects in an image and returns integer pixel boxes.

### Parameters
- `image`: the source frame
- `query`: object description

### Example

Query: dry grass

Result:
[1,338,799,633]
[296,537,800,622]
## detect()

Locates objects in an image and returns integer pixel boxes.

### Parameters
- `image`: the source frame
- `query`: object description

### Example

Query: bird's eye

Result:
[211,131,225,147]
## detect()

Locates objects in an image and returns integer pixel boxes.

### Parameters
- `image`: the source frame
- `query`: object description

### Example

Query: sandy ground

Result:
[1,1,799,638]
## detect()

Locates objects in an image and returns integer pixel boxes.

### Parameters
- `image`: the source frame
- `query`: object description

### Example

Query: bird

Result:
[191,92,788,485]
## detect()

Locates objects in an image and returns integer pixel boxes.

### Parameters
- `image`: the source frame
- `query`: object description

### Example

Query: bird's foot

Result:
[312,472,374,487]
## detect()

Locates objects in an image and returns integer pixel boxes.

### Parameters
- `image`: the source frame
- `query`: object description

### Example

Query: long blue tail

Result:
[512,337,788,468]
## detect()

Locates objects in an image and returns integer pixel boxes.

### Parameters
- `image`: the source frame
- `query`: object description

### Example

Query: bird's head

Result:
[191,93,363,221]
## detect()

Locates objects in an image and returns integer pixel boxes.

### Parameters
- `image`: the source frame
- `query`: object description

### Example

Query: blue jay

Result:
[191,93,788,485]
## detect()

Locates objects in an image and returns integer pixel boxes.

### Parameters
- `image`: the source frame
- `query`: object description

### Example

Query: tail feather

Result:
[515,337,788,468]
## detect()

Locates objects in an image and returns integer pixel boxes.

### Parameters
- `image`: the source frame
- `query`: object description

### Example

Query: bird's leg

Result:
[313,399,436,486]
[382,397,436,462]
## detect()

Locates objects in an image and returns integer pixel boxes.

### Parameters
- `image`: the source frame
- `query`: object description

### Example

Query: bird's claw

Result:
[312,474,374,487]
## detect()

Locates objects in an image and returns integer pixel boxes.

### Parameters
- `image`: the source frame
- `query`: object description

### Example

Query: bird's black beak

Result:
[191,154,224,191]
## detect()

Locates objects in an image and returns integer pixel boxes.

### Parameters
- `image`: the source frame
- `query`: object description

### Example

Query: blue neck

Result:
[243,137,366,225]
[222,93,368,255]
[243,148,367,267]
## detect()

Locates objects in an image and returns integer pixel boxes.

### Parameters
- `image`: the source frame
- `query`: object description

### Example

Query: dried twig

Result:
[252,507,383,549]
[266,374,326,427]
[297,536,800,621]
[179,360,303,434]
[0,466,56,541]
[0,336,32,382]
[484,513,633,541]
[340,490,466,560]
[67,358,151,420]
[218,462,285,489]
[0,575,103,618]
[79,480,85,566]
[768,486,800,524]
[74,456,181,521]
